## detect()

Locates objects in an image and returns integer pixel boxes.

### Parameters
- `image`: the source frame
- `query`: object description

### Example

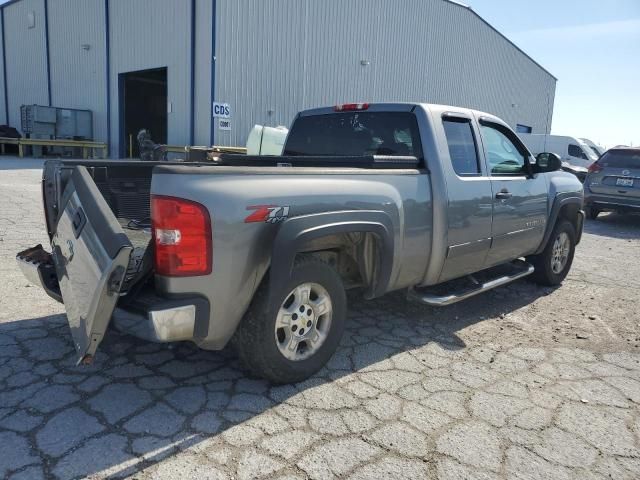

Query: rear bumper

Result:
[584,193,640,212]
[17,245,210,345]
[112,291,210,343]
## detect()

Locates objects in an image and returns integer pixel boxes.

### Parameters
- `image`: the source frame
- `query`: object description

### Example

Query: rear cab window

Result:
[283,112,424,166]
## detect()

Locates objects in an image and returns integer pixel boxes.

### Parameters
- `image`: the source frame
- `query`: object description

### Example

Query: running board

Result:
[408,259,534,307]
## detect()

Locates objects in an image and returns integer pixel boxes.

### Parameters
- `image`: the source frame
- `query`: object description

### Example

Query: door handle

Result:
[495,190,512,200]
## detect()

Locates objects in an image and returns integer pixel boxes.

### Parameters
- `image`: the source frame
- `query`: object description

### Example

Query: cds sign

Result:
[212,102,231,118]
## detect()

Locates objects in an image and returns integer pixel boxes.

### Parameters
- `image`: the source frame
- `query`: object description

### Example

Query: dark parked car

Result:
[584,148,640,219]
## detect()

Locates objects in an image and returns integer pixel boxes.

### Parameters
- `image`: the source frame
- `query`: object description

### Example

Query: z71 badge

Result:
[244,205,290,224]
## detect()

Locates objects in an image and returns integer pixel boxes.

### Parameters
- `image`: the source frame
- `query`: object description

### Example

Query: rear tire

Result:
[234,256,347,384]
[528,220,576,286]
[586,206,600,220]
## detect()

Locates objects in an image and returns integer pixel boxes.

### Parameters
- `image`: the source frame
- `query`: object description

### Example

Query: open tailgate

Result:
[51,166,133,363]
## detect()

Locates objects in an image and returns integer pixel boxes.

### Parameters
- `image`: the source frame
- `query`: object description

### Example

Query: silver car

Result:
[584,148,640,219]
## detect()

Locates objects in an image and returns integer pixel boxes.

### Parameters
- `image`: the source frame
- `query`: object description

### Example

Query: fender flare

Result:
[535,193,583,255]
[269,210,395,306]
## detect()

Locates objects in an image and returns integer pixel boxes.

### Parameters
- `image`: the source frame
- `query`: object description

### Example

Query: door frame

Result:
[118,67,168,159]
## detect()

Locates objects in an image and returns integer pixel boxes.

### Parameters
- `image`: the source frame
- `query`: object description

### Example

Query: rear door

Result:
[51,166,132,363]
[437,111,494,282]
[477,120,548,267]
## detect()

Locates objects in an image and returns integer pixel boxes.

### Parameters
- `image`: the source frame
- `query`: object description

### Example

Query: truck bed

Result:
[43,156,423,235]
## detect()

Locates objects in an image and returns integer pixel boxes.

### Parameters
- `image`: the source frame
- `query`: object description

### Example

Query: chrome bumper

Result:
[113,305,196,342]
[112,294,209,343]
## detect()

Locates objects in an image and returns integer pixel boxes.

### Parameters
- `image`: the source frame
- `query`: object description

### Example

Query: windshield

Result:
[283,112,423,160]
[598,150,640,169]
[589,146,602,157]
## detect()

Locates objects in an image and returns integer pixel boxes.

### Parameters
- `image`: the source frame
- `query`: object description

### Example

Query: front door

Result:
[477,120,548,267]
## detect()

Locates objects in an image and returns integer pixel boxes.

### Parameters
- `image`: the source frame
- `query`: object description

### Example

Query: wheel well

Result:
[558,202,580,232]
[293,232,380,290]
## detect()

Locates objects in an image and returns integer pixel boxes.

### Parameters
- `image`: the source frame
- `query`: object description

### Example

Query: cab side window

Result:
[480,124,528,175]
[442,118,480,175]
[568,144,588,160]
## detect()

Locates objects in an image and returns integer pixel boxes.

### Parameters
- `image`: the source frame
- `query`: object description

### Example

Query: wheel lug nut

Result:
[299,328,305,335]
[307,309,312,316]
[292,313,298,320]
[307,321,312,327]
[291,325,297,332]
[299,306,305,313]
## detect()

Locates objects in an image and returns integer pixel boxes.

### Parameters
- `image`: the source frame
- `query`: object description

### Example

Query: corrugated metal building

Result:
[0,0,556,157]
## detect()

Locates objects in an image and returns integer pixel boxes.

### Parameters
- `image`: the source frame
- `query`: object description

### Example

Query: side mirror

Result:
[534,152,562,173]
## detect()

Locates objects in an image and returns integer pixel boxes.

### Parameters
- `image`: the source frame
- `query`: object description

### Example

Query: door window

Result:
[568,144,588,160]
[442,118,480,175]
[480,124,528,175]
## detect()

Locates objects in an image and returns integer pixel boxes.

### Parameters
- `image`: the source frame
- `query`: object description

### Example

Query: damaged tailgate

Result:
[51,166,133,363]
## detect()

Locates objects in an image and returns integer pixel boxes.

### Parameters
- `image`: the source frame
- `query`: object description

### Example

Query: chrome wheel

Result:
[274,282,333,361]
[550,231,570,274]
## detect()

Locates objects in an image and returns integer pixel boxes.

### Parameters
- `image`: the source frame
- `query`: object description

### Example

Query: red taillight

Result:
[588,162,602,173]
[151,195,212,277]
[334,103,369,112]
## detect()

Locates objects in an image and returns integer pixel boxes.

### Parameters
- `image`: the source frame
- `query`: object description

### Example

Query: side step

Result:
[408,259,534,307]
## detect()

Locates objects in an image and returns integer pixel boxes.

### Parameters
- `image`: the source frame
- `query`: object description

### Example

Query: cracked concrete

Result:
[1,158,639,479]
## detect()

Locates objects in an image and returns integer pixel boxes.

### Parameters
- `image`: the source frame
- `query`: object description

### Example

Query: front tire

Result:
[528,220,576,286]
[234,256,347,384]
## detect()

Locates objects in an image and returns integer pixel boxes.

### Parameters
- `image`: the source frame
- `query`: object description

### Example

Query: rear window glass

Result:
[599,150,640,169]
[283,112,423,161]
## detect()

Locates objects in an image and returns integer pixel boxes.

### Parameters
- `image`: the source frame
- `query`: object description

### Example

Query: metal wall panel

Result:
[0,12,7,124]
[3,0,48,128]
[1,0,555,154]
[214,0,307,147]
[108,0,192,156]
[47,0,106,141]
[193,0,213,146]
[215,0,556,146]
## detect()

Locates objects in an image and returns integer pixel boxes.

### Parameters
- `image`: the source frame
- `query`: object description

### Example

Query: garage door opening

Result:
[119,67,167,158]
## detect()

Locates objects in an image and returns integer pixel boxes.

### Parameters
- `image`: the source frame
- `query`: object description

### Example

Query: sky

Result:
[465,0,640,148]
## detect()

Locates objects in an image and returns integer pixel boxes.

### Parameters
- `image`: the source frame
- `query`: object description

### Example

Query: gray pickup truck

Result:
[17,102,584,383]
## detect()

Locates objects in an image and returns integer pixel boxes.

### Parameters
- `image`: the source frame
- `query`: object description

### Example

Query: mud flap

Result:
[51,166,133,364]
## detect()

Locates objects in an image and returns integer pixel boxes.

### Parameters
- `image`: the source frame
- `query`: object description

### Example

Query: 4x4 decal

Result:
[245,205,290,224]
